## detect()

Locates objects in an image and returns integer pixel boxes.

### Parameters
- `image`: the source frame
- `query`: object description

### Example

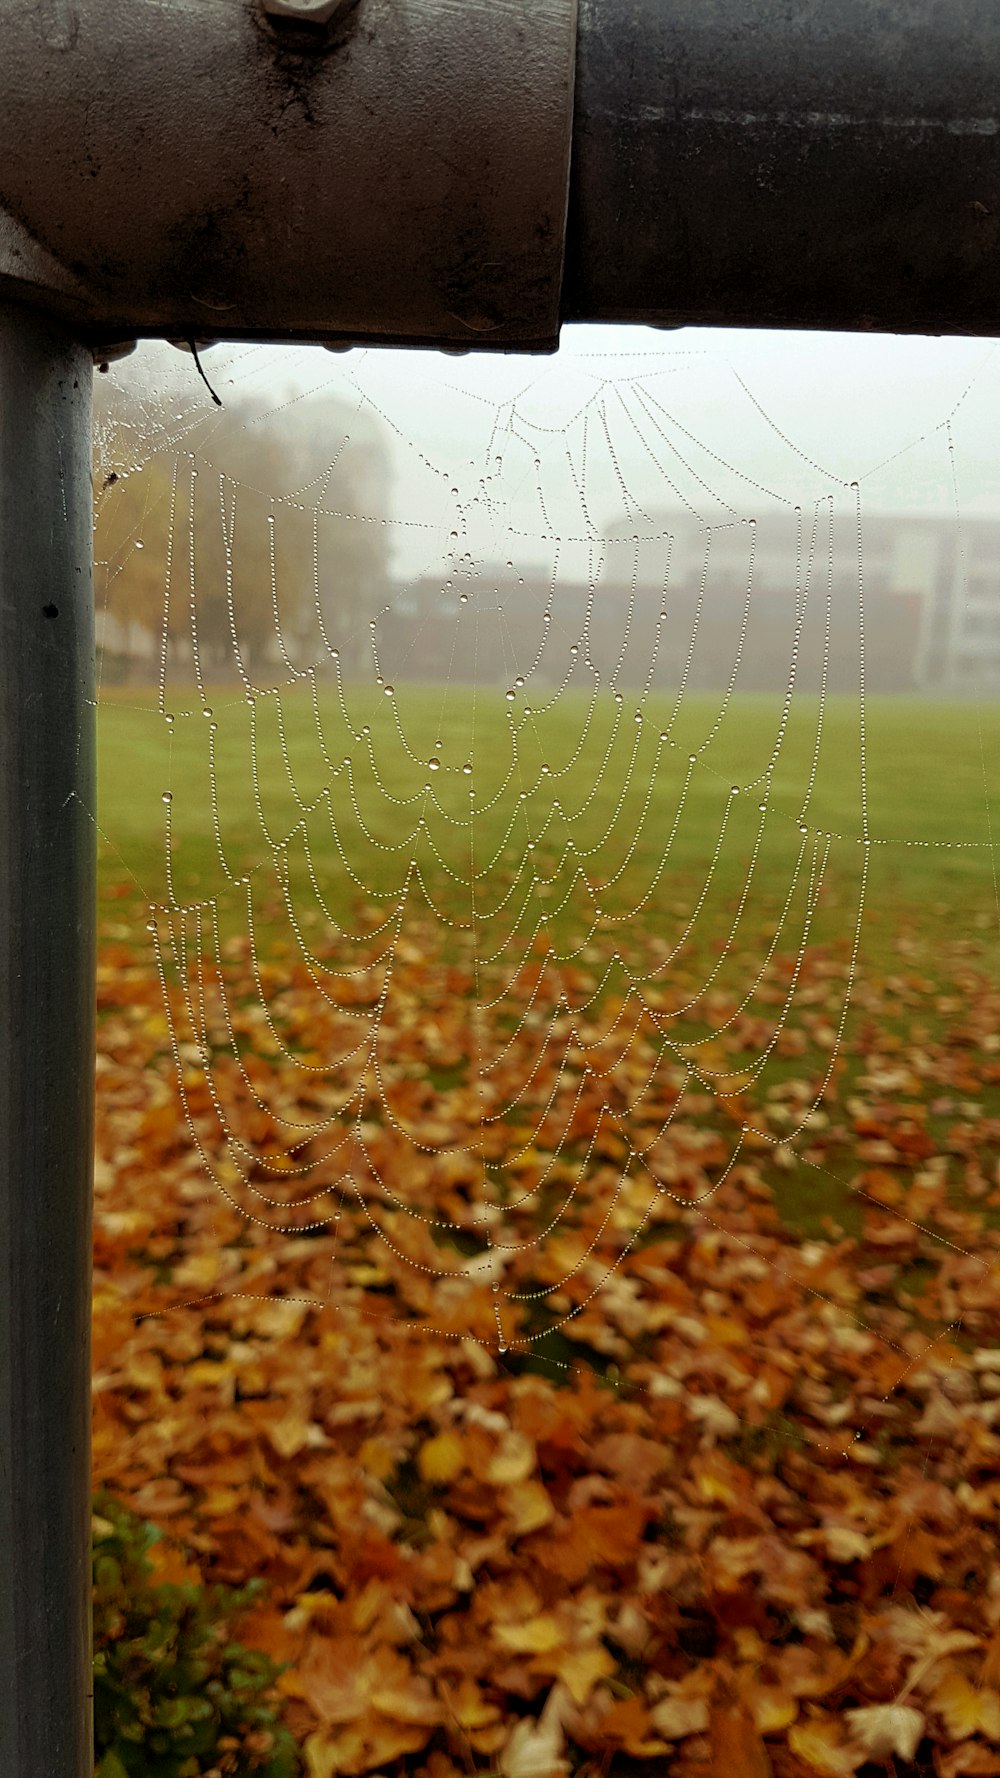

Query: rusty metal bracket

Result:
[0,0,578,355]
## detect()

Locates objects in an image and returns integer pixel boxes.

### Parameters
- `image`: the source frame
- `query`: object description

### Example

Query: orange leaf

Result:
[710,1691,772,1778]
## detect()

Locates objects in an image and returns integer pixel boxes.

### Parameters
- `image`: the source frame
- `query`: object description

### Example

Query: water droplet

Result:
[505,689,516,701]
[384,684,394,697]
[462,762,473,775]
[164,713,174,726]
[134,539,144,550]
[569,643,579,656]
[634,711,643,723]
[331,647,340,660]
[515,675,525,687]
[202,706,213,718]
[731,784,739,795]
[541,763,551,775]
[688,754,697,765]
[145,918,157,932]
[162,790,172,803]
[459,592,469,604]
[428,756,440,771]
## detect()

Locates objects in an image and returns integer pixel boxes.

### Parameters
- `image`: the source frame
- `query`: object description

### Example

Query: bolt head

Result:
[261,0,344,20]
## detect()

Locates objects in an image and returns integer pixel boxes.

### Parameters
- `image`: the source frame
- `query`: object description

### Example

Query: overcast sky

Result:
[120,325,1000,580]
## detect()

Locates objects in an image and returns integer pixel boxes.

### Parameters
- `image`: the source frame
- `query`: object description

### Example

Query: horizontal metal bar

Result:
[6,0,1000,349]
[563,0,1000,338]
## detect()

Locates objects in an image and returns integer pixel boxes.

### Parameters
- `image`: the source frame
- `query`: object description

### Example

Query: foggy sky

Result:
[116,326,1000,583]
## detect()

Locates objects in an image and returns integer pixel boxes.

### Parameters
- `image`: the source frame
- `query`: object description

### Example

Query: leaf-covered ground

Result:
[93,898,1000,1778]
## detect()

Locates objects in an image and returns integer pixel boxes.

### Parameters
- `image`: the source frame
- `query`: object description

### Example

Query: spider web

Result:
[91,326,1000,1450]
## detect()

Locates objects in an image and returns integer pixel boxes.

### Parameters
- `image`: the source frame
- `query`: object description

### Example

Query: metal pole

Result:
[0,301,94,1778]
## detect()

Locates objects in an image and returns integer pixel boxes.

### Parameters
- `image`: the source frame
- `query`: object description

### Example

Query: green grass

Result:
[97,683,1000,956]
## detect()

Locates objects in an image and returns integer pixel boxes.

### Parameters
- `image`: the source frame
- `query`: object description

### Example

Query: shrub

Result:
[93,1491,300,1778]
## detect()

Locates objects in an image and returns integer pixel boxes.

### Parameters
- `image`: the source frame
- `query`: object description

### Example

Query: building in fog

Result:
[96,505,1000,693]
[376,509,1000,695]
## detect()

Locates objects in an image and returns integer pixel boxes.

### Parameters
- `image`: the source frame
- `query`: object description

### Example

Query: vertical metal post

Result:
[0,301,94,1778]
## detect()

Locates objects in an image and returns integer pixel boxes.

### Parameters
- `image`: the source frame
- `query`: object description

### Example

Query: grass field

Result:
[97,685,1000,936]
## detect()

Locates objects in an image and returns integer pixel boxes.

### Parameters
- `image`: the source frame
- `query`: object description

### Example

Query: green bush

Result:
[93,1491,301,1778]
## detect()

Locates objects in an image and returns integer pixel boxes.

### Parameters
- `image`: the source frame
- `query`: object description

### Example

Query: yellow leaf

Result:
[418,1430,466,1484]
[494,1613,563,1655]
[704,1314,746,1348]
[933,1671,1000,1742]
[447,1677,502,1731]
[752,1687,798,1735]
[691,1451,743,1506]
[369,1684,441,1726]
[550,1642,616,1706]
[486,1431,537,1486]
[504,1479,555,1537]
[304,1730,340,1778]
[199,1485,243,1517]
[787,1718,861,1776]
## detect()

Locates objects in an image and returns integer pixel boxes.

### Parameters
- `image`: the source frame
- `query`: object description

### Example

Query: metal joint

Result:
[0,0,579,354]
